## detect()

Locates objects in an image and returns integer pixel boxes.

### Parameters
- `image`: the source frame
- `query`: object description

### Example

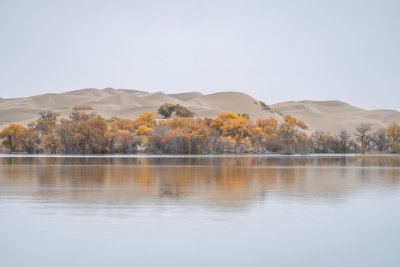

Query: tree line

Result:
[0,105,399,154]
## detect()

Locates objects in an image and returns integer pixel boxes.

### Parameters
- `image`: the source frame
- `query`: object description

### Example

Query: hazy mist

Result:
[0,0,399,110]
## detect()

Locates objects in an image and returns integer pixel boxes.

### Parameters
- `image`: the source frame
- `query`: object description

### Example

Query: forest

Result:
[0,103,399,154]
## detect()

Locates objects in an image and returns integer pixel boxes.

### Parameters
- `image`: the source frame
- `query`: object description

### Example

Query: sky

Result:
[0,0,399,110]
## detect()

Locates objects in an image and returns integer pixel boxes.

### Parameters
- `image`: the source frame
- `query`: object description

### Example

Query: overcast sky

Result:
[1,0,399,110]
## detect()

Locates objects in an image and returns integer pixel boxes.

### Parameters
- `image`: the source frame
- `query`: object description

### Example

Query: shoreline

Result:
[0,153,399,158]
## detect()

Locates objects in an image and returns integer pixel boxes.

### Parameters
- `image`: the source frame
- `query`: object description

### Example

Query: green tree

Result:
[174,104,194,118]
[157,103,176,119]
[238,113,250,120]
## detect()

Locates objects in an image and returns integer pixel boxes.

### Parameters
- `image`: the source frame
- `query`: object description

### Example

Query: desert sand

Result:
[0,88,399,135]
[271,100,400,134]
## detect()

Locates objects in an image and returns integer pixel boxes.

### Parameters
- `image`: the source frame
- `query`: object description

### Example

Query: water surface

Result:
[0,155,399,267]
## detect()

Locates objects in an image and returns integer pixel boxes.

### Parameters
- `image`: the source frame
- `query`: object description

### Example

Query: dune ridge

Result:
[0,88,399,134]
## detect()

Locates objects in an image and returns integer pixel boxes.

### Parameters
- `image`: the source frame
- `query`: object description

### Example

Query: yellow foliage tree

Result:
[278,114,308,145]
[134,113,156,141]
[0,124,26,152]
[110,118,134,132]
[72,115,112,153]
[135,113,156,128]
[256,118,278,140]
[43,131,61,154]
[21,128,41,153]
[386,141,397,152]
[163,118,209,153]
[35,111,58,134]
[211,113,253,153]
[252,126,264,153]
[385,123,400,152]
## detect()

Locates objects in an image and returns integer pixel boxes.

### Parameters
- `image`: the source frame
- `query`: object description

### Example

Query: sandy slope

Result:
[0,88,398,134]
[0,88,278,128]
[271,100,400,134]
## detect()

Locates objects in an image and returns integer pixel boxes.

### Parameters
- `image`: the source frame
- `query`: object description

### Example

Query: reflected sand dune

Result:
[0,156,399,209]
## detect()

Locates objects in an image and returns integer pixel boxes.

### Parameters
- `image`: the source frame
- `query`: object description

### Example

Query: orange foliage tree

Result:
[21,127,41,153]
[162,118,209,153]
[134,113,156,142]
[385,123,400,153]
[211,113,253,153]
[0,124,26,152]
[4,106,400,155]
[278,114,308,145]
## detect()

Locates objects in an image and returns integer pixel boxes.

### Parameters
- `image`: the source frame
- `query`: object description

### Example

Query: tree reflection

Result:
[0,156,399,209]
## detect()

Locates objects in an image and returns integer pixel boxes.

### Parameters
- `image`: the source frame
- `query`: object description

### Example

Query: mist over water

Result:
[1,156,400,267]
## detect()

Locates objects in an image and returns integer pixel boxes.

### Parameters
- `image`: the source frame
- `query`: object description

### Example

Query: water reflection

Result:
[0,156,399,209]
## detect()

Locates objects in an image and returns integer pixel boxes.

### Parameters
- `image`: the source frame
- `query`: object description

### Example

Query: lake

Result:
[0,155,399,267]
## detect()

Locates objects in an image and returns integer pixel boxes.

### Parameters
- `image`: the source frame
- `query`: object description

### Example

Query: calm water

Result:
[0,155,399,267]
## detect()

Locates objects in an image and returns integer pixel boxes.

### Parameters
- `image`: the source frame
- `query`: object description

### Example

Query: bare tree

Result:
[338,130,350,153]
[310,131,324,152]
[35,110,59,133]
[21,128,41,154]
[355,124,371,153]
[348,140,359,153]
[147,126,169,153]
[327,136,340,153]
[370,129,387,152]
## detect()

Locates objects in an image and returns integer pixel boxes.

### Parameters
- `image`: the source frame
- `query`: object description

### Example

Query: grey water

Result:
[0,155,399,267]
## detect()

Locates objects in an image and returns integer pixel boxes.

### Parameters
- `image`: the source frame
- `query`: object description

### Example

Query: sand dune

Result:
[0,88,398,135]
[0,88,277,128]
[271,100,400,134]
